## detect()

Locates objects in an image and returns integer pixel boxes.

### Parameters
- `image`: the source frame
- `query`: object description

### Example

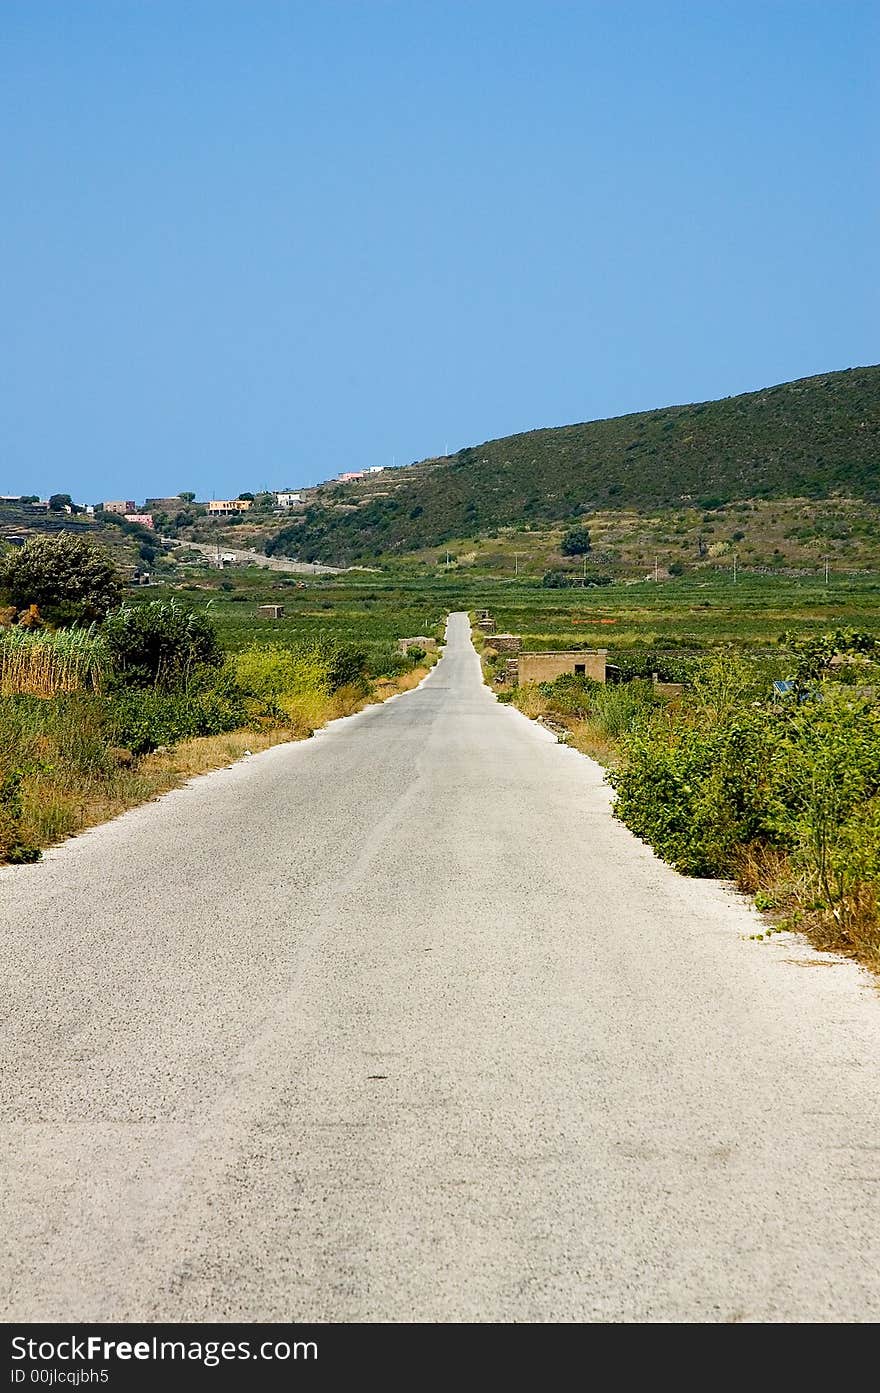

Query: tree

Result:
[560,526,592,557]
[178,491,196,503]
[237,492,255,501]
[0,534,120,625]
[103,599,223,688]
[48,493,73,512]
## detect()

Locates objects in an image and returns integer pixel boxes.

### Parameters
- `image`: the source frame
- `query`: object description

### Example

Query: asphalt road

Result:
[2,613,880,1322]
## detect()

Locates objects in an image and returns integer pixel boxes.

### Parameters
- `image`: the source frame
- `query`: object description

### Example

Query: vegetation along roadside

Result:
[0,535,438,864]
[481,616,880,977]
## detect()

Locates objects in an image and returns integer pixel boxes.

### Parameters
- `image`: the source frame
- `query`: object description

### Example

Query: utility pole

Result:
[654,557,659,584]
[583,555,587,579]
[446,550,450,569]
[824,556,830,584]
[733,552,738,584]
[514,552,520,577]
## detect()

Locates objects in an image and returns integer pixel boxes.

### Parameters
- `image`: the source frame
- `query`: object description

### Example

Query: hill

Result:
[266,365,880,563]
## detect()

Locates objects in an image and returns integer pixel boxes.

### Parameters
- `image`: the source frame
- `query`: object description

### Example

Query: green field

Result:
[153,567,880,665]
[483,574,880,654]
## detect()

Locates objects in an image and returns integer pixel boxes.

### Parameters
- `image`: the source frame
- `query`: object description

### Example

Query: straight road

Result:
[2,613,879,1321]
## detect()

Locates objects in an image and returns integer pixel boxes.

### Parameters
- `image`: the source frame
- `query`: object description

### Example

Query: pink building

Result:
[124,513,155,529]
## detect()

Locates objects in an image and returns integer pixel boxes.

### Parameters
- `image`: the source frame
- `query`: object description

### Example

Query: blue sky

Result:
[3,1,877,502]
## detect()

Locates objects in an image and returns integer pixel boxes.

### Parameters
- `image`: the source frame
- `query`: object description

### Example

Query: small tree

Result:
[48,493,73,512]
[0,534,120,625]
[178,491,196,503]
[560,526,592,557]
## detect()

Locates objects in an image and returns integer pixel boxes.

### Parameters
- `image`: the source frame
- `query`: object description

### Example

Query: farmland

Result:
[157,566,880,663]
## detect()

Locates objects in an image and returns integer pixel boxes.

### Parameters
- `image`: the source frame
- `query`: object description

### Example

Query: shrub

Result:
[108,686,246,754]
[560,527,592,556]
[235,636,369,699]
[104,600,223,688]
[608,653,880,908]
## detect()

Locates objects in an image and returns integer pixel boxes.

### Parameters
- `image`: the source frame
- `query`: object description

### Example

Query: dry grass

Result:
[511,684,550,720]
[732,843,880,978]
[16,666,430,857]
[503,684,619,766]
[565,719,618,766]
[0,626,108,697]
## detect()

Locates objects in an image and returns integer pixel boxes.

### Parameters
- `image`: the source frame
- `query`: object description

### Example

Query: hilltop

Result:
[264,365,879,563]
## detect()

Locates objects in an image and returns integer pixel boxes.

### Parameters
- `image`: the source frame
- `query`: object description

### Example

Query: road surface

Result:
[170,539,342,574]
[2,613,880,1322]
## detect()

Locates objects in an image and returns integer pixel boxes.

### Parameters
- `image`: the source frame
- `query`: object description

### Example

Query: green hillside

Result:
[267,365,880,563]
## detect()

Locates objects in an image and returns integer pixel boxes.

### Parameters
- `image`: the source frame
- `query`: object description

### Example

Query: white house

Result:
[274,492,302,508]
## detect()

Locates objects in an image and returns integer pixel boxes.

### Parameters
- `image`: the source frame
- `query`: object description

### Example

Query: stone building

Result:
[515,649,608,684]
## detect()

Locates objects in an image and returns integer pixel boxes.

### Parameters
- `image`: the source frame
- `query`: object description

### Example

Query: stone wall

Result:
[484,633,522,654]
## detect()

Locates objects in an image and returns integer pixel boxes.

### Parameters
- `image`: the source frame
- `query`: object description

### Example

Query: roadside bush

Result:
[108,686,247,754]
[235,637,369,699]
[104,600,223,688]
[537,673,599,717]
[591,681,659,739]
[536,673,659,735]
[609,655,880,910]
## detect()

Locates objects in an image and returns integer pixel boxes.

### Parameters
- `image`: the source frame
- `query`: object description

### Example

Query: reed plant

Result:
[0,626,110,697]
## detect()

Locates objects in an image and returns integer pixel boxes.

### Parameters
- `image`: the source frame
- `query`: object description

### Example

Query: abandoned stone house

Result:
[516,649,608,684]
[257,604,285,619]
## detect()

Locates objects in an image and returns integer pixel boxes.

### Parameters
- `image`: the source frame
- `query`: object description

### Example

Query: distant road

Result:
[169,539,342,574]
[2,614,880,1320]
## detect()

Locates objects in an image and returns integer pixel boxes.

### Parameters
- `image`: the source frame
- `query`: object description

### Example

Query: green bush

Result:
[537,673,599,716]
[104,600,223,688]
[108,686,246,754]
[560,527,592,557]
[609,653,880,898]
[235,637,369,698]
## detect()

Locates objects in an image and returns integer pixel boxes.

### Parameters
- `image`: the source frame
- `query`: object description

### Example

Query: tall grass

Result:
[0,626,109,697]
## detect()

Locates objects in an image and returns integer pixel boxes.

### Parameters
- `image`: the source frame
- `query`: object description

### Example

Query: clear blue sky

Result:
[3,1,877,503]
